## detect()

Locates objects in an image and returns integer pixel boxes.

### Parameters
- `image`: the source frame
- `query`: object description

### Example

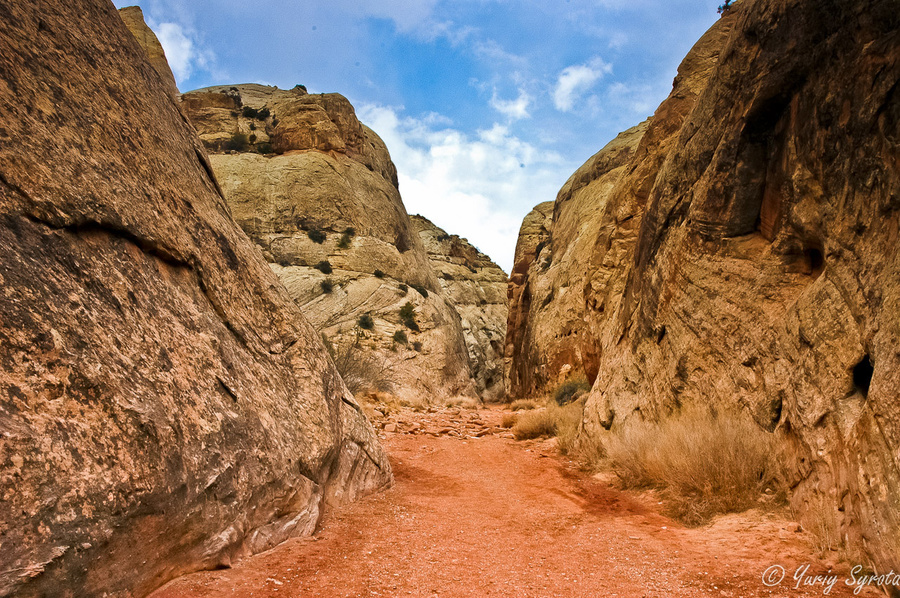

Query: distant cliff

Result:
[507,0,900,572]
[181,83,506,402]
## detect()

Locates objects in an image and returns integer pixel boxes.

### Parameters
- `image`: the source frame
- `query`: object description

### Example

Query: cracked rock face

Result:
[508,0,900,571]
[0,2,391,597]
[181,84,478,402]
[411,216,508,402]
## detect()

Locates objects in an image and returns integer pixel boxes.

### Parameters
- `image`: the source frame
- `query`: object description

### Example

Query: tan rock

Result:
[118,6,179,100]
[511,0,900,572]
[182,85,477,403]
[412,215,509,402]
[0,2,390,596]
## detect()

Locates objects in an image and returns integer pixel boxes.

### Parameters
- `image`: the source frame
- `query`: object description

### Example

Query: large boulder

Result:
[181,84,477,402]
[0,2,391,597]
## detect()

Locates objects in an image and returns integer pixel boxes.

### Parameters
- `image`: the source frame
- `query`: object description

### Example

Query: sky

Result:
[113,0,723,272]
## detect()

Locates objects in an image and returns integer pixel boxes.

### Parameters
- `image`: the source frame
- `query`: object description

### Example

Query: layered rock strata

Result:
[510,0,900,572]
[0,3,390,597]
[411,216,508,402]
[181,84,477,402]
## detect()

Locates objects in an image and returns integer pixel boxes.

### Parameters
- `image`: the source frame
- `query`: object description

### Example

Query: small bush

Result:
[412,284,428,298]
[293,84,308,92]
[256,142,273,155]
[242,106,259,119]
[717,0,732,14]
[500,413,517,428]
[392,330,408,345]
[509,399,537,411]
[257,107,271,119]
[314,260,332,274]
[398,284,408,294]
[399,301,415,320]
[357,313,374,330]
[307,229,326,244]
[276,256,292,267]
[510,400,583,442]
[553,377,591,406]
[412,341,422,352]
[344,227,356,237]
[436,233,450,242]
[224,132,249,152]
[249,122,256,131]
[337,233,352,249]
[374,269,385,278]
[512,409,557,440]
[329,330,397,394]
[403,317,420,332]
[320,279,333,293]
[248,133,257,144]
[605,407,779,525]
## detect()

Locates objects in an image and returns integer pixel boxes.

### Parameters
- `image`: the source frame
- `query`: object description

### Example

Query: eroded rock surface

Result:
[182,85,476,402]
[0,3,390,597]
[412,216,508,401]
[510,0,900,572]
[118,6,179,100]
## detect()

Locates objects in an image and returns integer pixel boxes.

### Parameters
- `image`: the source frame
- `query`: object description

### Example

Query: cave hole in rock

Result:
[853,355,874,397]
[804,245,825,277]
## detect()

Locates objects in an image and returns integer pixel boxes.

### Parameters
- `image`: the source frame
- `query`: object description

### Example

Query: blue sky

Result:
[113,0,723,272]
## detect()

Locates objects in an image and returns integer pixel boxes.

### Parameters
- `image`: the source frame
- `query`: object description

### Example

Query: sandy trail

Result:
[152,406,874,598]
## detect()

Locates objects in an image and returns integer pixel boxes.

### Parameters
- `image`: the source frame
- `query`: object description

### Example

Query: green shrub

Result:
[412,284,428,298]
[357,313,374,330]
[412,341,422,352]
[314,260,332,274]
[224,132,249,152]
[248,133,257,144]
[256,142,273,155]
[293,84,308,92]
[337,233,352,249]
[242,106,259,118]
[249,122,256,131]
[307,229,326,244]
[257,107,271,119]
[399,301,415,320]
[392,330,408,345]
[398,284,408,294]
[374,269,385,278]
[344,226,356,237]
[320,279,333,293]
[436,233,450,242]
[553,377,591,406]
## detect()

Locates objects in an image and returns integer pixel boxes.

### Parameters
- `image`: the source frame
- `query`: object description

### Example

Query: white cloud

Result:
[553,57,612,112]
[358,105,573,272]
[490,89,531,121]
[146,20,215,84]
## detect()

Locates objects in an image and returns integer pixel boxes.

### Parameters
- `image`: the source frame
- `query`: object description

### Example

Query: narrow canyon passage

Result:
[152,407,873,598]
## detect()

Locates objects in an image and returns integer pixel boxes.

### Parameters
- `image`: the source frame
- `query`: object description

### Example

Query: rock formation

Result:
[504,122,648,397]
[181,84,477,402]
[509,0,900,572]
[118,6,179,100]
[411,216,508,402]
[0,3,391,597]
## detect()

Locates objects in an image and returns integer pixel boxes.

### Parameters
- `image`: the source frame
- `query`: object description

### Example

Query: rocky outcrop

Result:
[511,0,900,572]
[504,122,648,397]
[181,84,476,402]
[0,3,390,597]
[118,6,179,100]
[411,216,508,402]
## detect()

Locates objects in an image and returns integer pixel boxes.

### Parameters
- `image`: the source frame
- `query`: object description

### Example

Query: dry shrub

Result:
[509,399,537,411]
[500,413,518,428]
[329,329,396,394]
[552,377,590,405]
[512,399,584,441]
[605,407,778,525]
[444,395,480,409]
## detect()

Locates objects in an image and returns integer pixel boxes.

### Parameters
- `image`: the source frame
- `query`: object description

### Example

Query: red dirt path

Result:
[151,406,876,598]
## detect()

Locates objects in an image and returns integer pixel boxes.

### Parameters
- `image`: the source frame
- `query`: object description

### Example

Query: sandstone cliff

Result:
[411,215,508,402]
[118,6,179,100]
[0,3,391,597]
[181,84,477,402]
[510,0,900,572]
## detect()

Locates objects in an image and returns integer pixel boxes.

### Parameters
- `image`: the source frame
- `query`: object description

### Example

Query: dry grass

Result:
[444,396,480,409]
[604,407,780,525]
[500,413,518,428]
[511,399,584,442]
[508,399,538,411]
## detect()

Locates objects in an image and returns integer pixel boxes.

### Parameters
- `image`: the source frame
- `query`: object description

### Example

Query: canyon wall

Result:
[0,3,390,597]
[510,0,900,571]
[181,84,483,402]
